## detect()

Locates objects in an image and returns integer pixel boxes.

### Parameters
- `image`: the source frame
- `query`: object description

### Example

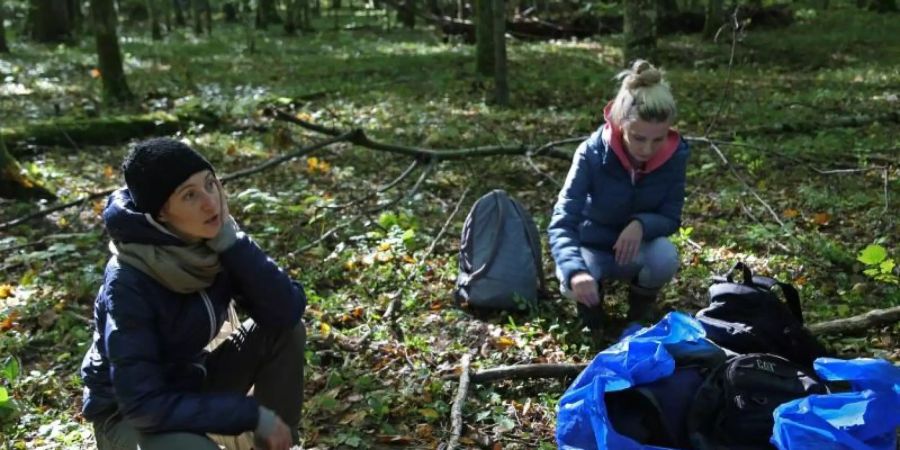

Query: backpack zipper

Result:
[199,290,217,342]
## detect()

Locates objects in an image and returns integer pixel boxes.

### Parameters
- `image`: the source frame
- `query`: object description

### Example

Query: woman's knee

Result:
[638,238,680,287]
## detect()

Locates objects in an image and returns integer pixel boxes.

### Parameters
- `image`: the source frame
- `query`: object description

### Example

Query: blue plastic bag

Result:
[556,312,900,450]
[771,358,900,450]
[556,312,705,450]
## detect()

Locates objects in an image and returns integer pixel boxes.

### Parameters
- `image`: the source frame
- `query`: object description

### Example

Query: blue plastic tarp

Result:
[556,313,900,450]
[771,358,900,450]
[556,311,704,450]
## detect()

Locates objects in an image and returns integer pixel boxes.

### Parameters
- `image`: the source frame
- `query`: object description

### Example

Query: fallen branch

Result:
[446,353,472,450]
[808,305,900,336]
[271,108,571,161]
[705,140,786,227]
[456,308,900,384]
[0,133,352,232]
[459,363,587,384]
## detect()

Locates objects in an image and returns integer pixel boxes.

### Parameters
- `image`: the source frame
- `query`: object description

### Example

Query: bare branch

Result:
[808,305,900,336]
[446,353,472,450]
[706,140,786,227]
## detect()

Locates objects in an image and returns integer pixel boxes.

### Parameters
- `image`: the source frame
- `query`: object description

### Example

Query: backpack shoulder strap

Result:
[752,275,804,324]
[509,197,546,294]
[461,190,507,285]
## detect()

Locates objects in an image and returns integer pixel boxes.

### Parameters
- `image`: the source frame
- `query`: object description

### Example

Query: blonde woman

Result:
[549,60,688,336]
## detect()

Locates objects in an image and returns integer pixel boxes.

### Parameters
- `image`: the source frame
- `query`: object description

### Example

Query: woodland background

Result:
[0,0,898,447]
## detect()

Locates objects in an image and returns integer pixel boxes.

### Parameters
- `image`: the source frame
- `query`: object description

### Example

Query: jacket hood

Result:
[600,102,681,174]
[103,188,185,246]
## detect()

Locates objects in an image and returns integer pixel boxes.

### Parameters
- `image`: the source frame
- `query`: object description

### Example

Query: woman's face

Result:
[622,119,671,163]
[158,170,223,240]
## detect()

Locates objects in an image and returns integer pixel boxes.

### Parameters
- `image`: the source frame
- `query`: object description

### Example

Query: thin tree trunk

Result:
[398,0,415,27]
[0,7,9,52]
[285,0,298,33]
[174,0,186,25]
[204,0,212,33]
[193,0,203,33]
[31,0,73,42]
[91,0,133,103]
[475,0,494,76]
[703,0,723,38]
[492,0,508,105]
[302,0,311,28]
[624,0,657,65]
[457,0,464,19]
[148,0,163,39]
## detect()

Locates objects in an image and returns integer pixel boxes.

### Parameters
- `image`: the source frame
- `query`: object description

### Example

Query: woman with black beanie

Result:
[79,137,306,450]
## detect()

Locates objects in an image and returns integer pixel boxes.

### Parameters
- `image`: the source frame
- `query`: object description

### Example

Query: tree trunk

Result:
[285,0,298,33]
[475,0,494,76]
[224,2,239,22]
[301,0,311,28]
[492,0,508,106]
[174,0,186,26]
[257,0,281,27]
[193,0,207,34]
[148,0,163,39]
[204,0,212,33]
[398,0,415,28]
[0,7,9,53]
[30,0,73,43]
[703,0,723,38]
[867,0,897,11]
[623,0,656,65]
[68,0,84,33]
[658,0,678,18]
[91,0,133,103]
[457,0,464,19]
[0,138,55,200]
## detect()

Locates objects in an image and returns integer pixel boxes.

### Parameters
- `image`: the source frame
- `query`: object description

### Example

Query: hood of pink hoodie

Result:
[601,102,681,175]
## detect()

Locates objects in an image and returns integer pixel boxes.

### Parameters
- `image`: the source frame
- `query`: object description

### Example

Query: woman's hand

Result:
[254,407,294,450]
[614,220,643,266]
[570,272,600,307]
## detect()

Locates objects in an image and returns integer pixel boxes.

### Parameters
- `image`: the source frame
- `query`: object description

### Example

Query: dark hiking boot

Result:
[576,286,606,348]
[626,284,660,323]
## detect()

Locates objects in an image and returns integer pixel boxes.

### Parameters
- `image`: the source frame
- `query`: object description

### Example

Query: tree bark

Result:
[867,0,897,11]
[475,0,494,76]
[492,0,508,105]
[285,0,299,34]
[0,138,55,200]
[0,7,9,53]
[623,0,656,66]
[148,0,163,39]
[703,0,723,38]
[174,0,186,26]
[257,0,281,28]
[30,0,73,43]
[398,0,416,28]
[90,0,134,103]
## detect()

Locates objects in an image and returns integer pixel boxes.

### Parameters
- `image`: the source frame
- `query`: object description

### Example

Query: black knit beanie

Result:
[122,138,215,218]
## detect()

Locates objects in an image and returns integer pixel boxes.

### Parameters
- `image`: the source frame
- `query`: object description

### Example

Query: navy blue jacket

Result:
[548,116,689,289]
[80,189,306,435]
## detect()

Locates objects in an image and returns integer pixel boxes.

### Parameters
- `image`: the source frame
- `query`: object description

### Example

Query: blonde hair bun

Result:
[609,59,676,126]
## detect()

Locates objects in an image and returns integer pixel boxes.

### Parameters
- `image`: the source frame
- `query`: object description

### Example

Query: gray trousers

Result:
[557,237,680,296]
[93,320,306,450]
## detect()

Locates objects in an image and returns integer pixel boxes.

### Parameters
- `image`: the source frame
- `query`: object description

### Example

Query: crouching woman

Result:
[548,60,689,335]
[80,138,306,450]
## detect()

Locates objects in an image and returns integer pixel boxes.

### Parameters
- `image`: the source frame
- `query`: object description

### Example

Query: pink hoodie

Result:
[601,102,681,182]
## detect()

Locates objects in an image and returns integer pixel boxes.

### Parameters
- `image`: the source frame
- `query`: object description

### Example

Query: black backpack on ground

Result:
[607,348,830,449]
[695,262,828,368]
[454,190,546,311]
[686,353,830,449]
[606,338,730,449]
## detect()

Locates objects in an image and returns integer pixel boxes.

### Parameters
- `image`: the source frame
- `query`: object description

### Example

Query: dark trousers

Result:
[93,319,306,450]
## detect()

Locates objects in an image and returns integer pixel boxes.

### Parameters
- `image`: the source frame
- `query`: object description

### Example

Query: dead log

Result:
[461,308,900,384]
[808,306,900,336]
[446,353,472,450]
[3,109,219,156]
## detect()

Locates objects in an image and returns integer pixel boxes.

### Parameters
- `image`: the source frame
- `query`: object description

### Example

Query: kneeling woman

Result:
[549,60,689,334]
[80,138,306,450]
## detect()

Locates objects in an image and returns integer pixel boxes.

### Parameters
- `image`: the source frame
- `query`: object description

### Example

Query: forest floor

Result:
[1,5,898,449]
